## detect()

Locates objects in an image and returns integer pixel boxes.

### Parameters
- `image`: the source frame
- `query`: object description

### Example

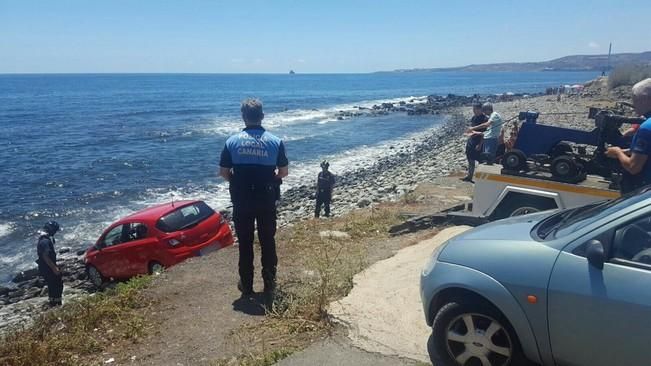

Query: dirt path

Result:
[110,246,267,365]
[328,226,470,363]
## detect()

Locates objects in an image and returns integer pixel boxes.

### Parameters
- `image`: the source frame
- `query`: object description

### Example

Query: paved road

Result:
[277,337,425,366]
[327,227,470,363]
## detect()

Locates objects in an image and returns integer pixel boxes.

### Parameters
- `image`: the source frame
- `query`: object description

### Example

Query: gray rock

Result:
[357,198,372,208]
[12,268,39,283]
[8,289,25,299]
[319,231,351,240]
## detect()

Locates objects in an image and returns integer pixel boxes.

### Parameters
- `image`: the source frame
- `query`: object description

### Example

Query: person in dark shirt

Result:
[36,221,63,307]
[462,103,488,182]
[219,98,289,305]
[607,78,651,193]
[315,161,335,217]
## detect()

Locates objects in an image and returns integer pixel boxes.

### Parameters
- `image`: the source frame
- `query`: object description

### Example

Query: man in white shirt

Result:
[466,102,503,164]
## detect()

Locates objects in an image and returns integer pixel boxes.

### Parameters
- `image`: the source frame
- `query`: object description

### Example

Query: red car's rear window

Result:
[156,201,215,233]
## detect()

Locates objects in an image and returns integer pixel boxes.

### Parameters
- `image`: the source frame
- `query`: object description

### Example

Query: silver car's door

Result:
[548,213,651,366]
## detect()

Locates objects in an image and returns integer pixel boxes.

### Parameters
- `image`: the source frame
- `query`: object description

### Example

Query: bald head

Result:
[632,78,651,116]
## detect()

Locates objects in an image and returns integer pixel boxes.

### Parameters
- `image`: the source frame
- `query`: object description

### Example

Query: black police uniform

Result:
[315,171,335,217]
[465,114,488,178]
[36,234,63,305]
[220,126,288,294]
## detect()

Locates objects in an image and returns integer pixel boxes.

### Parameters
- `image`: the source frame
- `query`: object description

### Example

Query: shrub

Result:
[608,64,651,90]
[0,276,153,366]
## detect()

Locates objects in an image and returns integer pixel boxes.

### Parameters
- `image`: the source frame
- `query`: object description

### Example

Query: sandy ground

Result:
[328,226,471,363]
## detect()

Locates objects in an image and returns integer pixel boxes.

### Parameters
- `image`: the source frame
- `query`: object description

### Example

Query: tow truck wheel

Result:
[551,155,578,181]
[502,150,527,171]
[551,142,573,158]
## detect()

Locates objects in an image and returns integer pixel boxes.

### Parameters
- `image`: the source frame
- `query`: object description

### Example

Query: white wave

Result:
[0,222,14,239]
[283,116,447,188]
[195,95,428,137]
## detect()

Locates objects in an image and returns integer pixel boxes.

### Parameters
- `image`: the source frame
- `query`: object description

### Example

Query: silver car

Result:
[420,189,651,366]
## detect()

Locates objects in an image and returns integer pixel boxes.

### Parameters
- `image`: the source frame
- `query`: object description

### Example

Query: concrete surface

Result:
[328,226,471,363]
[277,337,423,366]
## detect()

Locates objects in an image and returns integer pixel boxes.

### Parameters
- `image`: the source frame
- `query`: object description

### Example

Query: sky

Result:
[1,0,650,73]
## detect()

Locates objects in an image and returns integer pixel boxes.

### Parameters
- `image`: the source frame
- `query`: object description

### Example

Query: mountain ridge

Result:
[386,51,651,73]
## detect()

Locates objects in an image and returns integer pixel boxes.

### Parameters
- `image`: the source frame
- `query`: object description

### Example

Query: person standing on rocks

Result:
[219,98,289,304]
[607,78,651,193]
[36,221,63,307]
[466,102,504,164]
[315,160,335,217]
[462,103,488,182]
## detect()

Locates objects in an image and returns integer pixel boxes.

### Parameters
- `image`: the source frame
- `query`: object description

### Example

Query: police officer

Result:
[607,78,651,192]
[315,161,335,217]
[36,221,64,307]
[219,98,289,303]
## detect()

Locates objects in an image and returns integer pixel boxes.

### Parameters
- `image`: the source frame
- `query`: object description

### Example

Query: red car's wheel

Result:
[86,265,105,288]
[149,261,164,275]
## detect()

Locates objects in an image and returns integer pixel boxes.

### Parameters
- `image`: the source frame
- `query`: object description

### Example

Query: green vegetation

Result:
[608,64,651,90]
[0,276,154,366]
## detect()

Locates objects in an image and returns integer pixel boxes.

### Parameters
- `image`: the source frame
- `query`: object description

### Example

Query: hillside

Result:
[390,51,651,73]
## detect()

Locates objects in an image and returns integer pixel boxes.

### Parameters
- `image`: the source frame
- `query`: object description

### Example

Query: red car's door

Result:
[95,224,131,278]
[118,222,157,275]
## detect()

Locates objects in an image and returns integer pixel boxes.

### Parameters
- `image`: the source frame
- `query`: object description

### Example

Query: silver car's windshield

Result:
[537,186,651,240]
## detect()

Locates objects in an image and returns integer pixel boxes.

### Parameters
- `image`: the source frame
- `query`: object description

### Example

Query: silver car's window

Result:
[554,188,651,238]
[612,216,651,266]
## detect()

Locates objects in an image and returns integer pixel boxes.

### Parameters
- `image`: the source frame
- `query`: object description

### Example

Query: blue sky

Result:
[1,0,650,73]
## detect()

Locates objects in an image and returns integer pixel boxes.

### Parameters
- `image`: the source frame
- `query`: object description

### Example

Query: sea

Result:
[0,71,597,283]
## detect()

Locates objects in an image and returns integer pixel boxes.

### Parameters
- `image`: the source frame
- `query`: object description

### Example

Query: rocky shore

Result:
[1,85,602,335]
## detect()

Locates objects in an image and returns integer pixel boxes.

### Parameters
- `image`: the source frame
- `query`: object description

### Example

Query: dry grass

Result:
[213,206,403,365]
[0,276,154,366]
[608,64,651,89]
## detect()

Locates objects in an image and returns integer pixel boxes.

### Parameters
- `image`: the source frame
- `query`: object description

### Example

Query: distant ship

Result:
[289,70,295,74]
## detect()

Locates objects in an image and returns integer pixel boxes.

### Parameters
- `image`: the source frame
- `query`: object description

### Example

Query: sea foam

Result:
[0,222,14,239]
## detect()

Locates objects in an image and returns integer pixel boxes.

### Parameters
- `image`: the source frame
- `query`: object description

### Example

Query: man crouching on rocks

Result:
[36,221,63,307]
[220,98,289,306]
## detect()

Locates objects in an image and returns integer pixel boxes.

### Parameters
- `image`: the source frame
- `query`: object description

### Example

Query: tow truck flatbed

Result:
[447,164,619,223]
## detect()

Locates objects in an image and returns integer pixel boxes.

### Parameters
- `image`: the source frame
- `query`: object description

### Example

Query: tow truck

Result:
[447,106,643,223]
[446,164,619,223]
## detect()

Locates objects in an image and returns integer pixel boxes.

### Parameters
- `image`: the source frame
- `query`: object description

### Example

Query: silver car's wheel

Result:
[86,265,104,288]
[445,313,512,366]
[429,302,527,366]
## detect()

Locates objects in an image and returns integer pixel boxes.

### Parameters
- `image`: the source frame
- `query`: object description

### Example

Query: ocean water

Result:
[0,71,597,282]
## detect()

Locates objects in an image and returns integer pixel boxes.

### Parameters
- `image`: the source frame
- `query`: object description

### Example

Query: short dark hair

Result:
[241,98,264,124]
[473,103,483,110]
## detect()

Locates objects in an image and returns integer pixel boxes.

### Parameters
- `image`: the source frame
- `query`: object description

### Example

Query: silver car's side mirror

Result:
[586,239,605,270]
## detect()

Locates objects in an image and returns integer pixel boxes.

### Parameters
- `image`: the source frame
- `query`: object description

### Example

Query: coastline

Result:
[0,85,604,334]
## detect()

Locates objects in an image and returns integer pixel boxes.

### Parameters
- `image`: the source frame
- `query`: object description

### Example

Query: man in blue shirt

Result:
[607,78,651,192]
[220,99,289,303]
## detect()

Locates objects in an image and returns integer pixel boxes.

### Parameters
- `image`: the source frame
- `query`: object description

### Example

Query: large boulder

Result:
[12,268,39,283]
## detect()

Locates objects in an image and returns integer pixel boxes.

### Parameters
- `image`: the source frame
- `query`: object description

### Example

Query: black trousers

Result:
[40,266,63,303]
[315,191,332,217]
[233,206,278,292]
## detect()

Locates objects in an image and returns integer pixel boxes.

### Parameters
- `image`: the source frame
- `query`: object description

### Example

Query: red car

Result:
[84,200,233,287]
